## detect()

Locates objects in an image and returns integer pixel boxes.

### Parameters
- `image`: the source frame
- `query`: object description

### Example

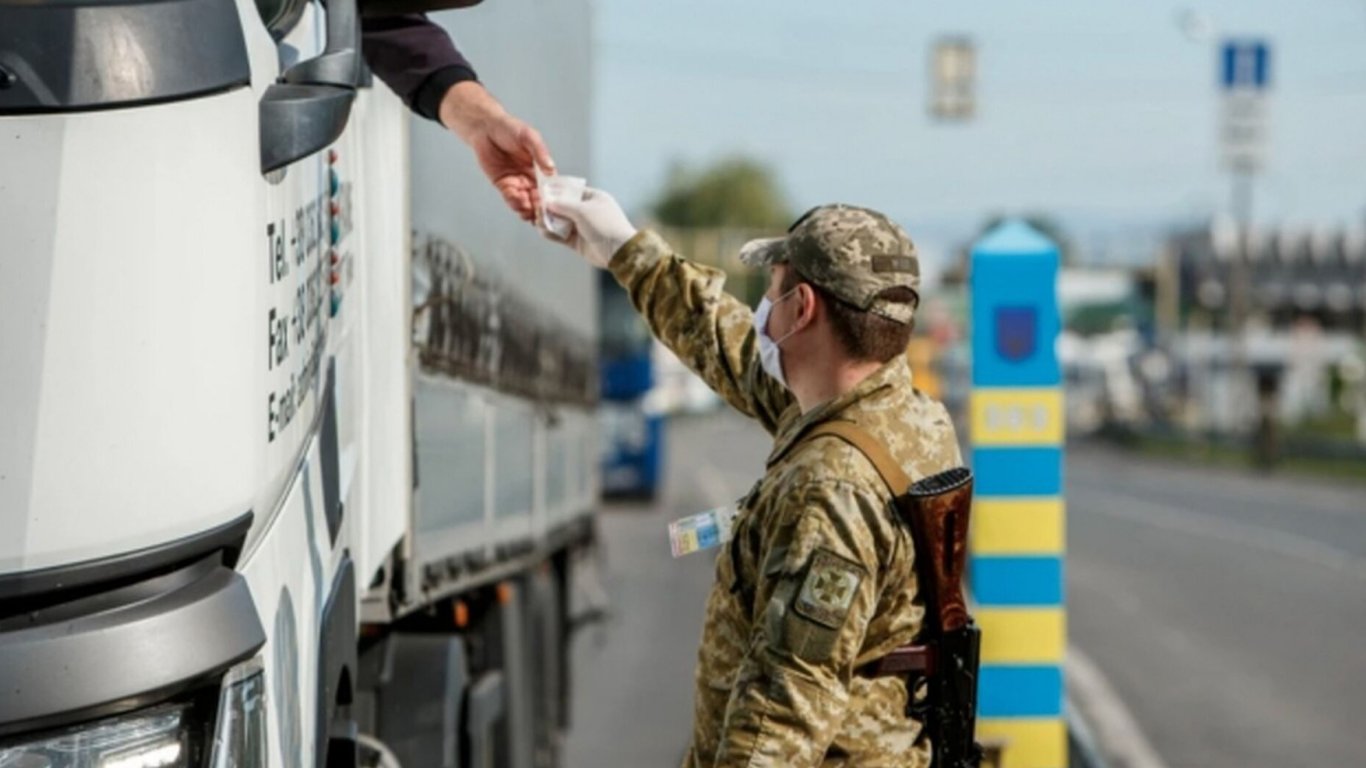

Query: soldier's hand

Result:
[543,188,637,269]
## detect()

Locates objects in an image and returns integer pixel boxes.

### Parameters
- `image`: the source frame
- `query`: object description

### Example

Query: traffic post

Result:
[969,221,1066,768]
[1219,38,1271,433]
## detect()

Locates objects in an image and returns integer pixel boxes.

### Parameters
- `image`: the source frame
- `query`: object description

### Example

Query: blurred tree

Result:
[650,157,792,229]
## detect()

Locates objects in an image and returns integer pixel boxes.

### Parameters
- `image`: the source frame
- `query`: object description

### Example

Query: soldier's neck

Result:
[792,358,882,414]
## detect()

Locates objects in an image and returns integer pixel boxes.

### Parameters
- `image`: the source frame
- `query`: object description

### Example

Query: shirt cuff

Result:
[608,229,668,284]
[415,64,479,123]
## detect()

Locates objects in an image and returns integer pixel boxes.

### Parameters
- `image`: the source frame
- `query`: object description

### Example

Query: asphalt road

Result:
[1067,441,1366,768]
[563,413,769,768]
[563,412,1365,768]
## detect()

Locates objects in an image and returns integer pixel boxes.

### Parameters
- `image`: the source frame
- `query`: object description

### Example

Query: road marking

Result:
[1067,644,1171,768]
[1072,456,1362,522]
[1076,487,1366,582]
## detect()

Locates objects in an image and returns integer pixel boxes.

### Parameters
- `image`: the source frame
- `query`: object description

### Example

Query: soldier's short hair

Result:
[781,268,917,363]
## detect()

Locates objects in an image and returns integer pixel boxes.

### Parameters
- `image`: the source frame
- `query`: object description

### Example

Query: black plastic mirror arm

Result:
[282,0,360,88]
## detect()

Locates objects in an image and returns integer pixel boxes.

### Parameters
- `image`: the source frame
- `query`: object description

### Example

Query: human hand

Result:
[543,188,637,269]
[440,81,555,222]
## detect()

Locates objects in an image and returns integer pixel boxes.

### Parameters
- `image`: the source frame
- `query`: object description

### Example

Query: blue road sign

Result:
[1221,40,1270,90]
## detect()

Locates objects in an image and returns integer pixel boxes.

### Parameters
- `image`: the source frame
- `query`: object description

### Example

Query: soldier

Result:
[546,191,963,767]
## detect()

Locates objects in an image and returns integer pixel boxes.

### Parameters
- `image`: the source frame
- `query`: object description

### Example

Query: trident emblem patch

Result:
[994,306,1037,362]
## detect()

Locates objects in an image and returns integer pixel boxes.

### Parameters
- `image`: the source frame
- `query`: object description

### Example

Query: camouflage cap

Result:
[739,204,920,324]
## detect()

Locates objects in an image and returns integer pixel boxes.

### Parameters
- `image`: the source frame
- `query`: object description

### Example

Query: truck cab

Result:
[0,1,597,765]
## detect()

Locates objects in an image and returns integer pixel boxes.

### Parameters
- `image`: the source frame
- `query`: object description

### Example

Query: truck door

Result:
[252,0,411,583]
[257,4,339,490]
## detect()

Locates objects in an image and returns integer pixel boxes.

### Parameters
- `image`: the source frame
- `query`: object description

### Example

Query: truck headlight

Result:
[0,706,191,768]
[206,662,267,768]
[0,660,267,768]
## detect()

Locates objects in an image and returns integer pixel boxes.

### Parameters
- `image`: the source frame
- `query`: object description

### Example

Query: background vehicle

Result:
[597,271,665,499]
[0,1,596,766]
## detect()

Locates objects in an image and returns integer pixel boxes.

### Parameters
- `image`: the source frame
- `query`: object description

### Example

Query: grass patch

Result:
[1130,432,1366,486]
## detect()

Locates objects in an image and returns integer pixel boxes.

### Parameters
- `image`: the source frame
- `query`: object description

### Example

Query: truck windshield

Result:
[0,0,249,114]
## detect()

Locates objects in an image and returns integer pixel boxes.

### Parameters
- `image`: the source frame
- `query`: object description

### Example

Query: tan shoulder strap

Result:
[804,421,911,495]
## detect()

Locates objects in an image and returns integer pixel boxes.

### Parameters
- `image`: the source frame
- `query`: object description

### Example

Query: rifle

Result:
[804,423,983,768]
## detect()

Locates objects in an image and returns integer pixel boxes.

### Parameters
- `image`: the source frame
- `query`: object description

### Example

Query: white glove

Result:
[543,187,638,269]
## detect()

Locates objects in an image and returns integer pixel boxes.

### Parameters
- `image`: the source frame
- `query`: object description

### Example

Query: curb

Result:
[1064,644,1170,768]
[1067,695,1111,768]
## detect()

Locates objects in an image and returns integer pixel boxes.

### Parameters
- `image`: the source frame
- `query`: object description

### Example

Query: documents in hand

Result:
[536,168,586,239]
[668,505,739,558]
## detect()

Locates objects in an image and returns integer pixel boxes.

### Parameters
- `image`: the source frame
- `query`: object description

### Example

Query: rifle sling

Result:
[802,421,912,498]
[801,421,945,672]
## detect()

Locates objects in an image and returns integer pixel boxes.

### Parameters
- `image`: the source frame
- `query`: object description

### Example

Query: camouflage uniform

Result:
[606,206,962,768]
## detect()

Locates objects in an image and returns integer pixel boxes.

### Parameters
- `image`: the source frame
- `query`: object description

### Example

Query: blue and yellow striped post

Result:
[968,221,1066,768]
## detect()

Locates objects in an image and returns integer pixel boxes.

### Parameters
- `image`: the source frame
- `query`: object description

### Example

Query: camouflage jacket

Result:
[608,230,962,768]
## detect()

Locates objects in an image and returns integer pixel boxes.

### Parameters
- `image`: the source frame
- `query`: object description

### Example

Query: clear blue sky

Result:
[590,0,1366,267]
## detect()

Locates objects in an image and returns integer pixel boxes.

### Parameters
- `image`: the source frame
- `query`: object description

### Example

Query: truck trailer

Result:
[0,1,598,766]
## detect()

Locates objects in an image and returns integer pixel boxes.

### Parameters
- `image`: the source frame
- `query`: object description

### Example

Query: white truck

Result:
[0,1,598,766]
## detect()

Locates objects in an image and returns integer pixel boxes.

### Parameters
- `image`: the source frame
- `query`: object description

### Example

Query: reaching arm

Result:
[544,190,794,430]
[360,14,477,121]
[608,230,795,433]
[360,14,554,221]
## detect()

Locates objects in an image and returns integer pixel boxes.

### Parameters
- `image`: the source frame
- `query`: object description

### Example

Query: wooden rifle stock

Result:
[905,467,974,635]
[906,467,982,768]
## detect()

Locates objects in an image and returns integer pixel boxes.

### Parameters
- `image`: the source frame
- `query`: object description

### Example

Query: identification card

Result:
[668,505,739,558]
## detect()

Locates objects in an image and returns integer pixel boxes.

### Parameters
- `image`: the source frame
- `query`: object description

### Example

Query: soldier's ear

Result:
[796,283,820,331]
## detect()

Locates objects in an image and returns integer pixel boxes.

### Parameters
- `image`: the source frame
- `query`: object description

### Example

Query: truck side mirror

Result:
[259,84,353,174]
[259,0,359,173]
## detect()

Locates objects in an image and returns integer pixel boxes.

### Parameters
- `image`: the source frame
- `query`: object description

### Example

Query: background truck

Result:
[597,272,665,500]
[0,1,597,766]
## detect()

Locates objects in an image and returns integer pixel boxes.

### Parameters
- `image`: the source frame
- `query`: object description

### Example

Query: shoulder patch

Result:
[792,548,864,629]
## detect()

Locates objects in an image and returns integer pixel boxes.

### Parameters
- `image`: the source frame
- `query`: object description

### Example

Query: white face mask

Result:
[753,287,800,388]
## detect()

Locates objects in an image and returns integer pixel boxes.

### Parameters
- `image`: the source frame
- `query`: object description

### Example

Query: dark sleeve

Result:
[360,14,478,123]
